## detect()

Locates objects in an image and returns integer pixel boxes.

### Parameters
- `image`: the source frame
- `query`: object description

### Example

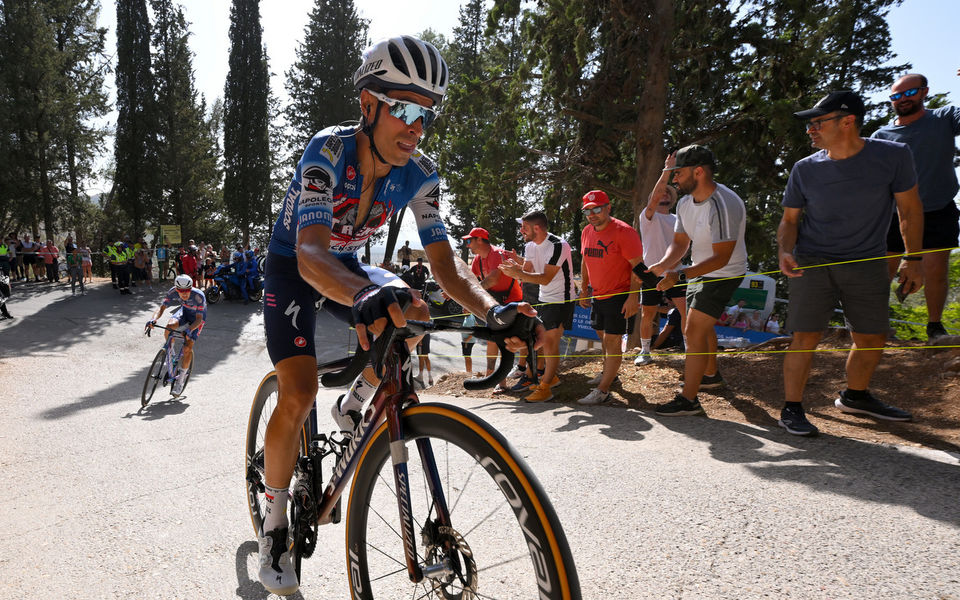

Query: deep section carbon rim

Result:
[141,349,166,407]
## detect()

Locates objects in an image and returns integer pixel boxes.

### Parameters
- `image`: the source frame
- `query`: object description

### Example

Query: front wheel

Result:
[205,284,221,304]
[244,372,309,536]
[141,349,166,407]
[346,403,580,600]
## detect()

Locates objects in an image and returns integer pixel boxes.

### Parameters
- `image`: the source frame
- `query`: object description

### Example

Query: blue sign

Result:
[564,304,598,340]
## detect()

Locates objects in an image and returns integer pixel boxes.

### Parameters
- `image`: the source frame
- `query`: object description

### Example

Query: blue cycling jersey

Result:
[267,125,448,259]
[162,287,207,321]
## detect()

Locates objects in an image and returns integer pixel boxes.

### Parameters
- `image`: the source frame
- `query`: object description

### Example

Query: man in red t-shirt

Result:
[578,190,643,405]
[463,227,523,391]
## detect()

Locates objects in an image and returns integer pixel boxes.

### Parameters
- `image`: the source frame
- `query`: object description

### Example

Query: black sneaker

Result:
[835,391,912,422]
[778,405,819,436]
[655,393,704,416]
[927,321,948,343]
[699,372,725,390]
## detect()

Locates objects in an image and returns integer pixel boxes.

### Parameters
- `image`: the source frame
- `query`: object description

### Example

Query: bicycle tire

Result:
[244,371,309,536]
[206,284,221,304]
[345,403,580,600]
[141,349,166,407]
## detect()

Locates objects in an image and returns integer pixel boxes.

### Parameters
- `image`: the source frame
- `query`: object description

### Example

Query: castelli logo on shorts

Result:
[346,166,356,180]
[294,336,306,347]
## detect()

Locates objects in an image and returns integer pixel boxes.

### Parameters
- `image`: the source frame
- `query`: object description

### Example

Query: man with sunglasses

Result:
[648,144,748,417]
[777,90,923,436]
[258,35,542,595]
[577,190,644,405]
[871,73,960,343]
[146,274,206,396]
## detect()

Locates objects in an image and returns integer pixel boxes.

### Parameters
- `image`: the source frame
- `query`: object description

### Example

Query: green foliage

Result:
[223,0,272,244]
[283,0,368,157]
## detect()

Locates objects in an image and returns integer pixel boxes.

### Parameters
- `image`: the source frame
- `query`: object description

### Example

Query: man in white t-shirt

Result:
[649,144,748,417]
[634,174,686,366]
[500,210,577,402]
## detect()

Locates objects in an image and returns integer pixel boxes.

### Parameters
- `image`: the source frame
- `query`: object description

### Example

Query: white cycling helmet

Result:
[354,36,448,107]
[174,274,192,290]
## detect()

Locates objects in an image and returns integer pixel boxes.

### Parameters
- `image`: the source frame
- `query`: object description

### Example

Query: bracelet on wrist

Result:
[902,255,922,262]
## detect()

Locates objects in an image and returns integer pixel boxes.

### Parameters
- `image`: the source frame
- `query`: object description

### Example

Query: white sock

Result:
[640,339,651,354]
[341,372,377,414]
[262,484,288,532]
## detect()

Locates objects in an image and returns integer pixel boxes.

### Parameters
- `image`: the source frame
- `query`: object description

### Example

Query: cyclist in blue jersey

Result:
[146,274,207,396]
[257,35,543,596]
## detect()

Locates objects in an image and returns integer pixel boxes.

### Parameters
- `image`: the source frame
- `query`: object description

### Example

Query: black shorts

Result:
[538,301,575,331]
[22,253,36,265]
[886,201,960,252]
[417,333,431,356]
[590,295,636,335]
[640,284,686,307]
[263,253,406,365]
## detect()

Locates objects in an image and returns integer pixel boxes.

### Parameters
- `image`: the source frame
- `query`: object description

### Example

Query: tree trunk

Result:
[626,0,673,350]
[67,140,82,240]
[38,140,56,240]
[382,206,407,267]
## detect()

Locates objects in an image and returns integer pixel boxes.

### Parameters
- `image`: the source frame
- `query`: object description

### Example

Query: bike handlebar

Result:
[144,323,189,338]
[318,315,539,391]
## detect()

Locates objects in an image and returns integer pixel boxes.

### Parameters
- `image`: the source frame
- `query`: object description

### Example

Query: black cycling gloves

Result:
[351,284,412,328]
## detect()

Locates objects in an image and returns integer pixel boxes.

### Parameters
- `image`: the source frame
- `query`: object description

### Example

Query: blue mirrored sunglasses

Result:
[889,87,921,101]
[367,89,438,129]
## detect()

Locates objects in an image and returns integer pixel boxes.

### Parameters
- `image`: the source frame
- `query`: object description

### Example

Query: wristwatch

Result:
[677,269,687,283]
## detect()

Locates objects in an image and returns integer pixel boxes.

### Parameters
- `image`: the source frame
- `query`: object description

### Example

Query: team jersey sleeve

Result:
[162,289,178,307]
[406,152,448,247]
[192,290,207,320]
[296,134,344,235]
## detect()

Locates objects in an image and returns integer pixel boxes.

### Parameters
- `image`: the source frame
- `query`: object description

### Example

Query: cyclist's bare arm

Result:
[149,305,167,325]
[425,241,544,353]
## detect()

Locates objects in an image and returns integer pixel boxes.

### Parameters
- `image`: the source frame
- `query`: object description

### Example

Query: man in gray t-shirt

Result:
[776,90,924,437]
[871,73,960,342]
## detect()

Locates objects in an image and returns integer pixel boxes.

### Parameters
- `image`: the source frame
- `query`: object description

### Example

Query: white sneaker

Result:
[634,352,654,366]
[258,527,298,596]
[330,395,360,434]
[587,373,620,386]
[171,371,188,396]
[577,388,611,406]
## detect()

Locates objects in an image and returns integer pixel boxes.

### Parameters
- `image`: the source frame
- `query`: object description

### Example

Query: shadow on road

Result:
[654,410,960,527]
[234,540,307,600]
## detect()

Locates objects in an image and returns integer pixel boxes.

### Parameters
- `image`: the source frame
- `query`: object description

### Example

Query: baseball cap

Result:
[665,144,716,170]
[461,227,489,240]
[793,90,865,120]
[581,190,610,209]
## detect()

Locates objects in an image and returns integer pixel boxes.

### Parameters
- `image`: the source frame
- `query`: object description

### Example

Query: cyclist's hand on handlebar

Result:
[352,284,410,351]
[486,302,545,353]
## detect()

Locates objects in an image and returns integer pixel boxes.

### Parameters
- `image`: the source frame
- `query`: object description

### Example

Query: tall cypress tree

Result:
[223,0,271,245]
[114,0,158,237]
[151,0,222,242]
[283,0,368,155]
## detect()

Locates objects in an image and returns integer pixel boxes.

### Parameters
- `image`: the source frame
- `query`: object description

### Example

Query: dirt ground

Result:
[430,334,960,454]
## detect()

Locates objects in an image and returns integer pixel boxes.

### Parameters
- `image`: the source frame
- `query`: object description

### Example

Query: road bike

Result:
[245,314,581,599]
[141,323,193,407]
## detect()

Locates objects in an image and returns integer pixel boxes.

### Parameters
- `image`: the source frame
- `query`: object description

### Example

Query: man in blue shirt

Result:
[777,90,924,436]
[871,73,960,342]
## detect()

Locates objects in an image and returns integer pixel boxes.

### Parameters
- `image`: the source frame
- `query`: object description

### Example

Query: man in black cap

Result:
[776,90,924,436]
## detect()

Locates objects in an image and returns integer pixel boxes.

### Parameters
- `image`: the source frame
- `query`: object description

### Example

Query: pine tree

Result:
[114,0,159,237]
[283,0,368,156]
[223,0,272,245]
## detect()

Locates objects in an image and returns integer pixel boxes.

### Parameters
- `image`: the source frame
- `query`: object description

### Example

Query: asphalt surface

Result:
[1,279,958,599]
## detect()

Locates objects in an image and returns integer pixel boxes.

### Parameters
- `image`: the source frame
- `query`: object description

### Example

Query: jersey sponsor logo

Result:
[320,135,344,165]
[294,336,306,347]
[412,151,436,177]
[346,165,356,180]
[303,165,332,194]
[343,181,357,192]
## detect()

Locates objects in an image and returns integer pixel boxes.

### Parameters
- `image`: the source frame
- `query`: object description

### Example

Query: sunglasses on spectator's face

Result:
[366,89,438,129]
[582,206,604,215]
[889,87,922,101]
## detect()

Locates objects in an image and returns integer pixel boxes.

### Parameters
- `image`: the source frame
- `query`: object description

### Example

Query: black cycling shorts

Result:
[263,253,406,365]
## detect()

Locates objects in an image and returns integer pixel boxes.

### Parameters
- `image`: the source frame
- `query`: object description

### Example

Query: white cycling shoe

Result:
[330,394,361,434]
[258,526,299,596]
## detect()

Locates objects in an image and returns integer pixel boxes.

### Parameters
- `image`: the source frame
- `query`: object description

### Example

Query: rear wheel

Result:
[345,403,580,600]
[141,349,166,407]
[245,372,309,536]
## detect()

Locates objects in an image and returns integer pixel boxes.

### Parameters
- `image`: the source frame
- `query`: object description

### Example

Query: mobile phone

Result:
[895,281,908,303]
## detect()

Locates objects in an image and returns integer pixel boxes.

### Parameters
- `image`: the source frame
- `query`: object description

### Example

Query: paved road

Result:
[1,281,958,599]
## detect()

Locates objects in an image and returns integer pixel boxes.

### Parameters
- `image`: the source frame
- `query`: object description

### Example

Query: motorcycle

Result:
[205,263,262,304]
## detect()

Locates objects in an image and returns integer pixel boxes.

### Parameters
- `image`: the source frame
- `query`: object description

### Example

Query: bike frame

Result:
[152,324,187,382]
[305,337,452,584]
